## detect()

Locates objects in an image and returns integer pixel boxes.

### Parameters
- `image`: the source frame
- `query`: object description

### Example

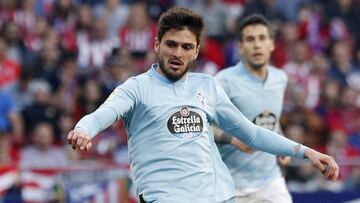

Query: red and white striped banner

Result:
[21,169,58,203]
[0,164,133,203]
[0,166,18,196]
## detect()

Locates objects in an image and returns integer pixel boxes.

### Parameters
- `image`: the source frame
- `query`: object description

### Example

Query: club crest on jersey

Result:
[197,92,205,108]
[105,89,116,103]
[167,107,203,139]
[252,111,277,130]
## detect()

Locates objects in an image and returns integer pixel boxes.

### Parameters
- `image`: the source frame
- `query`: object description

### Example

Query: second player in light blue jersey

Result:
[215,14,297,203]
[67,8,339,203]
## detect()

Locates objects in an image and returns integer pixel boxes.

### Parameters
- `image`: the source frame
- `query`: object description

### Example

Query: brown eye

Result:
[182,44,194,50]
[245,36,254,42]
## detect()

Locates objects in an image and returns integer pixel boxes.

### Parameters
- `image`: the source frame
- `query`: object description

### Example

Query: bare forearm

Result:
[213,125,232,144]
[213,124,253,152]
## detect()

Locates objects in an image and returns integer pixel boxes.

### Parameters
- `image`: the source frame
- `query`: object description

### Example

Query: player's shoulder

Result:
[116,72,150,89]
[268,65,288,81]
[188,72,219,87]
[188,72,216,81]
[128,70,153,83]
[215,64,240,80]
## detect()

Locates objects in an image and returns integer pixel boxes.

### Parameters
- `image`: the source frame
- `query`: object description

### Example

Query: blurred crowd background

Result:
[0,0,360,199]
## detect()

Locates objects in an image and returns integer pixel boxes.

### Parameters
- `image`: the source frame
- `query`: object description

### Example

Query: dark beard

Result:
[158,59,190,81]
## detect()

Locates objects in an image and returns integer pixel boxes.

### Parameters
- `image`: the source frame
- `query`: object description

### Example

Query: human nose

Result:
[172,46,182,58]
[254,39,261,49]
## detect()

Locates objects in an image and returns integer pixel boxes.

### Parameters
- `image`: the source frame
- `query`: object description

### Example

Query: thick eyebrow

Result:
[164,39,196,48]
[245,33,269,40]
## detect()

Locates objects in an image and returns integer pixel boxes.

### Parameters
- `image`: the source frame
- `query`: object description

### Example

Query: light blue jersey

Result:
[75,64,305,202]
[216,62,288,192]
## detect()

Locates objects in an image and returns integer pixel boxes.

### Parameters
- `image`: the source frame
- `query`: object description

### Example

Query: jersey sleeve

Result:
[75,77,139,138]
[213,79,307,158]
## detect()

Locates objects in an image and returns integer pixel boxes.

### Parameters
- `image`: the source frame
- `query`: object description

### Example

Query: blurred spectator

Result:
[174,0,202,9]
[222,37,241,68]
[282,87,325,148]
[192,33,225,74]
[315,79,342,118]
[325,0,360,47]
[20,122,68,169]
[328,40,360,86]
[285,124,306,146]
[325,130,359,189]
[304,53,330,109]
[349,116,360,151]
[101,48,134,93]
[274,0,309,22]
[325,87,360,135]
[283,40,316,108]
[2,65,35,112]
[51,0,77,52]
[0,0,17,27]
[58,112,80,160]
[77,18,119,70]
[54,53,79,113]
[119,2,156,73]
[34,0,55,18]
[23,16,50,52]
[272,22,300,68]
[58,112,74,144]
[221,1,244,67]
[0,90,23,165]
[85,122,123,160]
[297,3,331,53]
[14,0,37,36]
[191,0,227,40]
[145,0,173,21]
[78,0,102,6]
[0,37,20,89]
[1,22,29,64]
[284,124,322,192]
[112,120,129,166]
[0,91,23,138]
[75,4,93,35]
[33,39,61,92]
[21,80,61,141]
[94,0,129,37]
[242,0,284,21]
[283,40,311,86]
[73,78,107,122]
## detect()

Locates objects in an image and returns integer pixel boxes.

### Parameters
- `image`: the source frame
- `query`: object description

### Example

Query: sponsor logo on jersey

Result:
[252,111,277,130]
[167,107,203,139]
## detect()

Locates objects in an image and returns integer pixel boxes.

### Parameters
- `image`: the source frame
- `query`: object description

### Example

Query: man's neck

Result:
[243,62,268,80]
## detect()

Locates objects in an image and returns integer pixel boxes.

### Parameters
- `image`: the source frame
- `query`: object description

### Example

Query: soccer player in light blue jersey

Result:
[67,7,339,203]
[214,14,303,203]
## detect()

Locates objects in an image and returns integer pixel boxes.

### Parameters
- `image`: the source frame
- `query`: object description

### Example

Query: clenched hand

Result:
[67,129,92,151]
[304,148,339,181]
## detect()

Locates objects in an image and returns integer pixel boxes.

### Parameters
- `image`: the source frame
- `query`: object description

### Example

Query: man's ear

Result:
[154,37,159,54]
[238,41,244,56]
[193,45,200,60]
[270,39,275,52]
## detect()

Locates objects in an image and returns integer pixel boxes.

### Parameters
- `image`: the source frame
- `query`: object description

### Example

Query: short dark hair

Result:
[238,14,271,41]
[157,7,204,46]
